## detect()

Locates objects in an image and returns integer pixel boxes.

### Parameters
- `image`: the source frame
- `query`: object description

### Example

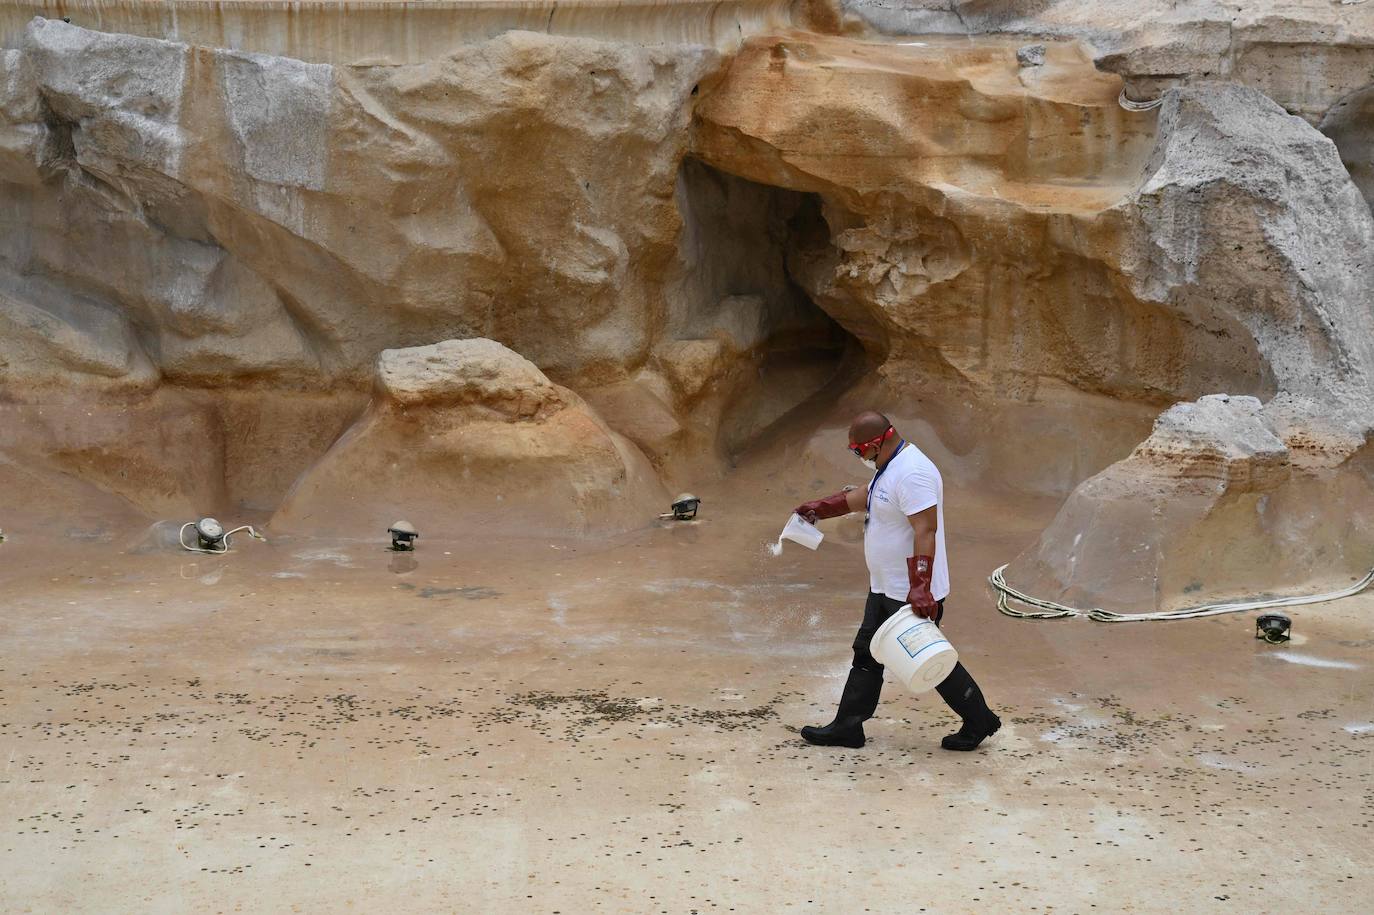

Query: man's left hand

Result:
[906,555,938,619]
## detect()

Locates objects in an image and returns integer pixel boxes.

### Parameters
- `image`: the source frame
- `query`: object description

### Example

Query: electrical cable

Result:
[989,563,1374,623]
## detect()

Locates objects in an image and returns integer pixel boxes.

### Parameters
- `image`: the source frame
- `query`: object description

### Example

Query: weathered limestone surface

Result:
[1011,394,1374,613]
[837,0,1374,124]
[835,0,1374,211]
[695,30,1374,609]
[691,32,1264,404]
[274,338,665,535]
[1005,87,1374,611]
[0,18,728,522]
[2,8,1371,609]
[0,0,794,63]
[1321,85,1374,210]
[0,18,717,393]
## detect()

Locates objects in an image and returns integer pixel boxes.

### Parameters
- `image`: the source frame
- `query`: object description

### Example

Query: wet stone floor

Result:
[0,509,1371,912]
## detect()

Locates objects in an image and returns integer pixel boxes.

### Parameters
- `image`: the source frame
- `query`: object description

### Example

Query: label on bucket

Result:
[897,622,941,659]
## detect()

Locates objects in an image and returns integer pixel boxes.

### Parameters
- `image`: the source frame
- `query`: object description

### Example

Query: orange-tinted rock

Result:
[273,339,666,536]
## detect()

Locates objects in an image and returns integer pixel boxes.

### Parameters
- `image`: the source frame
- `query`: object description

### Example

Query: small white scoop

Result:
[777,513,824,551]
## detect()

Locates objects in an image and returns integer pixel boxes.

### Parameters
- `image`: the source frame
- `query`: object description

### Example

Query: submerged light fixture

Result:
[1255,613,1292,644]
[389,520,418,551]
[178,517,265,554]
[661,493,701,521]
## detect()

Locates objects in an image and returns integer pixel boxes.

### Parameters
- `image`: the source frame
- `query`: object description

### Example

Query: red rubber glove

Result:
[793,492,851,524]
[907,555,938,619]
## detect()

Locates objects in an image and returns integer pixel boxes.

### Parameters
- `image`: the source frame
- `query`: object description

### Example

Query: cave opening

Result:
[668,157,872,458]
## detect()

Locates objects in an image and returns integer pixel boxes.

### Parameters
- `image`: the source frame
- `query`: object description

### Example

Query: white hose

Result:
[990,563,1374,623]
[1118,87,1165,112]
[178,523,265,554]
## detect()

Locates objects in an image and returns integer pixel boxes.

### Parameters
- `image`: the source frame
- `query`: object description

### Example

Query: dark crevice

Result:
[669,157,872,457]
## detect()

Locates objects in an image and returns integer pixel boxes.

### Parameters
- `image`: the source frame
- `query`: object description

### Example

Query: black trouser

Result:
[851,591,995,730]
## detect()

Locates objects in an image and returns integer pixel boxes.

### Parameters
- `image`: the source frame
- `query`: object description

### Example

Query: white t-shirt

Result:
[863,441,950,602]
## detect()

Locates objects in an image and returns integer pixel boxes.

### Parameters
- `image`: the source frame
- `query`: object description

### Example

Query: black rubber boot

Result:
[801,667,884,748]
[935,663,1000,751]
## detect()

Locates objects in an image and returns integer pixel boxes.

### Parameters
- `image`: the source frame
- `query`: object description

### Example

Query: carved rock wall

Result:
[3,9,1372,611]
[1007,86,1374,611]
[1,19,718,394]
[693,32,1374,610]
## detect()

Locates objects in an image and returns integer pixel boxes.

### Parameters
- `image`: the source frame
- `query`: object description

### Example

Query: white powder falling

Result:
[767,539,784,557]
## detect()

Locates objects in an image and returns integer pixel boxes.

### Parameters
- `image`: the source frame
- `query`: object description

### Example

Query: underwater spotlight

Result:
[178,517,265,554]
[660,493,701,521]
[196,517,225,550]
[389,520,418,551]
[1255,613,1292,644]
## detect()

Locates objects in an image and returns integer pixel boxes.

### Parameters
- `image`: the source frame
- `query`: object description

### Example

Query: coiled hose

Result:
[990,563,1374,623]
[1118,88,1164,112]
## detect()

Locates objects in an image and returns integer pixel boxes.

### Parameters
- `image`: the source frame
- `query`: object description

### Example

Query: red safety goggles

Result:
[849,425,894,457]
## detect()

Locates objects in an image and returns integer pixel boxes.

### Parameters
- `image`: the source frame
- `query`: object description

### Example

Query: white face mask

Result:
[859,456,877,471]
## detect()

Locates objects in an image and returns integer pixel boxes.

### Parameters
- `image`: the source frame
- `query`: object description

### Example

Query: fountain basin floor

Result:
[0,493,1370,912]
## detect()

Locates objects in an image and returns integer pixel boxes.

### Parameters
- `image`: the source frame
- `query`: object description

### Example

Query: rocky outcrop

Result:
[1008,395,1374,613]
[0,18,740,523]
[694,29,1374,609]
[0,19,718,393]
[1103,86,1374,411]
[1004,87,1374,611]
[1322,86,1374,211]
[836,1,1374,125]
[273,339,666,535]
[691,31,1265,404]
[2,8,1371,611]
[829,2,1374,211]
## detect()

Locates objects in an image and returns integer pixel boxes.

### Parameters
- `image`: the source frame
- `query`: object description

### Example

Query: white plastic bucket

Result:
[779,513,824,550]
[869,607,958,694]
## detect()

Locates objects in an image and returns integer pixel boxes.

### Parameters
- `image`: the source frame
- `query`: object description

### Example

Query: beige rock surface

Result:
[1,7,1371,610]
[693,32,1374,610]
[0,18,730,529]
[0,0,794,63]
[1322,84,1374,210]
[0,19,718,392]
[1005,86,1374,611]
[1010,395,1374,613]
[837,1,1374,210]
[273,338,666,535]
[837,0,1374,124]
[691,31,1260,403]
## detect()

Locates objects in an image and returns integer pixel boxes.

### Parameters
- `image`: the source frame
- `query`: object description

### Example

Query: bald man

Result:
[793,411,1001,751]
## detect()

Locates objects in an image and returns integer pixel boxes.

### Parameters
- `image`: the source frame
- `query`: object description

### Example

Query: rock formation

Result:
[694,28,1374,608]
[836,1,1374,125]
[274,338,665,535]
[1011,395,1374,613]
[1,18,717,390]
[0,17,731,521]
[1322,85,1374,211]
[1,3,1371,610]
[1006,86,1374,611]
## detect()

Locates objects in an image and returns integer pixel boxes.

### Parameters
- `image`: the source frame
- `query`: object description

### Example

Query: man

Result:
[794,411,1001,751]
